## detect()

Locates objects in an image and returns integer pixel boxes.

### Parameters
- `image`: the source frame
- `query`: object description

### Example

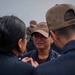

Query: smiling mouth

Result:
[36,42,43,44]
[36,43,43,45]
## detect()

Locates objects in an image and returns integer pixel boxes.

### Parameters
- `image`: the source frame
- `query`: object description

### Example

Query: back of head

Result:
[46,4,75,30]
[0,15,26,53]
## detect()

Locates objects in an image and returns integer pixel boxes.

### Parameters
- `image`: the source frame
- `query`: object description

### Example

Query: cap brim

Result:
[31,30,48,38]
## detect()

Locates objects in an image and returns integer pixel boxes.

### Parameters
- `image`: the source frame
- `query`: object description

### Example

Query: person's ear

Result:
[18,38,27,53]
[50,30,59,41]
[18,39,23,50]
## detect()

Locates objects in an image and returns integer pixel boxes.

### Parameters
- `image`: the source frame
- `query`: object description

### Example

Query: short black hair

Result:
[0,15,26,52]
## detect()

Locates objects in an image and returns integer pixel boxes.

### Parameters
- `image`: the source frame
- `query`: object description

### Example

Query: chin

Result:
[37,47,43,50]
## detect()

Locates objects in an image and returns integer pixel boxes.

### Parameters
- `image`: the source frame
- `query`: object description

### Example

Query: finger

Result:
[24,57,30,60]
[30,58,34,64]
[22,57,31,62]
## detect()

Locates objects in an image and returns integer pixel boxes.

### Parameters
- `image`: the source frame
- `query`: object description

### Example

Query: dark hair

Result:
[53,25,75,39]
[0,15,26,53]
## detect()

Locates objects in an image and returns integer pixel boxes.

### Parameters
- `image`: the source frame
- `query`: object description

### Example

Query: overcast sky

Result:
[0,0,75,27]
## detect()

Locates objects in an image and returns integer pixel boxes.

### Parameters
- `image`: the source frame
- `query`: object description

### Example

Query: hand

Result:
[22,57,31,63]
[30,58,39,67]
[22,57,39,67]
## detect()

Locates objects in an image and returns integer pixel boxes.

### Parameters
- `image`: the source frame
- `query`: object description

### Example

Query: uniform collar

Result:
[62,40,75,54]
[0,52,18,59]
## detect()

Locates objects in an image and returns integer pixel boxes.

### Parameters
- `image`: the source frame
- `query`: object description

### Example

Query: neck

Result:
[38,46,50,59]
[12,49,21,57]
[59,35,75,49]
